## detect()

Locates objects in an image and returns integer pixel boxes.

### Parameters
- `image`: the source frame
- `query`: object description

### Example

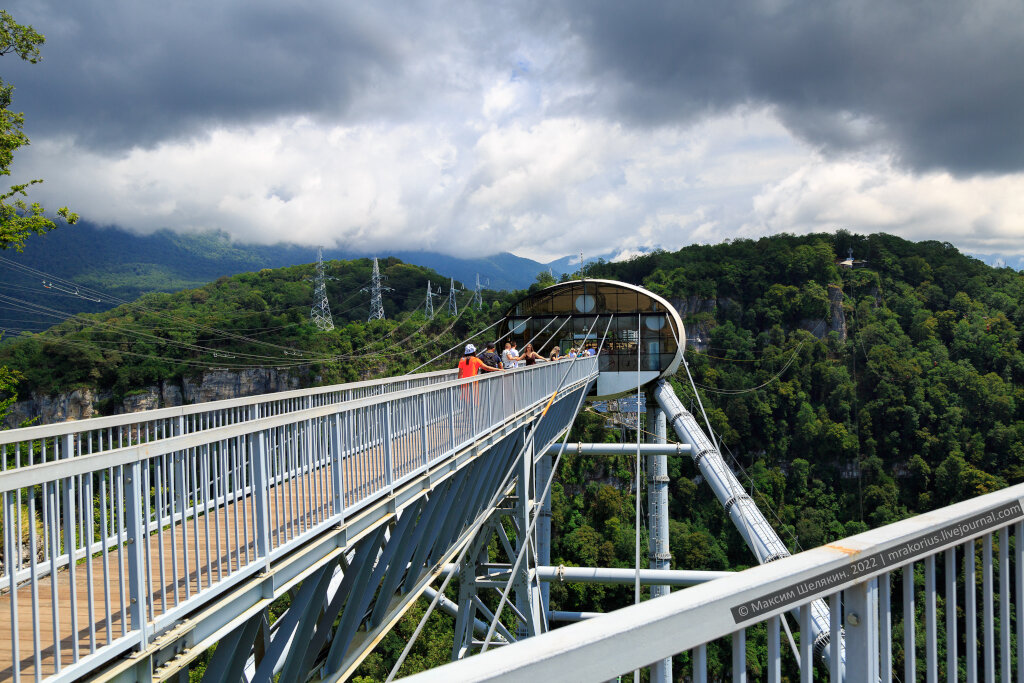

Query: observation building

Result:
[503,279,685,397]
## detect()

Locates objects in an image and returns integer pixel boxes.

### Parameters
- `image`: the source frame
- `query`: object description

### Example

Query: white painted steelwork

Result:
[0,356,598,682]
[541,443,691,455]
[404,482,1024,683]
[654,379,840,670]
[534,566,731,586]
[504,279,684,398]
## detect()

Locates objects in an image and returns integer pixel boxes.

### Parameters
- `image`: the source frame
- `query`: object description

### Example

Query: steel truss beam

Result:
[184,385,591,683]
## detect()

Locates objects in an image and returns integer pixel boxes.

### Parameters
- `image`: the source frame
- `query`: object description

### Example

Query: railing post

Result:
[468,382,476,439]
[329,413,345,518]
[447,387,456,453]
[251,419,272,566]
[4,488,19,674]
[420,394,429,467]
[60,434,79,660]
[767,616,780,683]
[174,414,186,521]
[125,460,149,648]
[843,578,879,682]
[383,402,394,490]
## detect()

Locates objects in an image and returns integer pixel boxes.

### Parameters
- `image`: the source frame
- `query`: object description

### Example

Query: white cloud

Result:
[748,157,1024,254]
[17,104,1024,263]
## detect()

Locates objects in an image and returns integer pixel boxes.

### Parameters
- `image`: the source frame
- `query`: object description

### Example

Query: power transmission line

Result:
[424,280,441,318]
[362,257,392,321]
[309,247,335,331]
[447,277,461,316]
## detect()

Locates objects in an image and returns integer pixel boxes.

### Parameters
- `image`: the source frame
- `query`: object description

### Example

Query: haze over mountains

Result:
[0,222,608,335]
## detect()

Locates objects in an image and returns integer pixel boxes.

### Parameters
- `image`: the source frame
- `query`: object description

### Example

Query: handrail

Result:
[404,481,1024,682]
[0,367,458,447]
[0,361,582,492]
[0,357,599,681]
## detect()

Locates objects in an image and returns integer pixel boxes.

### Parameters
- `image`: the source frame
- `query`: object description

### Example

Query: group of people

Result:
[457,339,599,378]
[457,340,546,378]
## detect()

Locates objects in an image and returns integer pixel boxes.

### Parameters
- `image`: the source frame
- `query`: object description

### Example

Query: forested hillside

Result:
[0,255,513,402]
[2,232,1022,678]
[535,232,1024,676]
[0,221,560,334]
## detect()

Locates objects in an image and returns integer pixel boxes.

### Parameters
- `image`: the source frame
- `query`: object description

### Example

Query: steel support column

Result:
[646,397,671,683]
[514,431,542,639]
[453,520,498,660]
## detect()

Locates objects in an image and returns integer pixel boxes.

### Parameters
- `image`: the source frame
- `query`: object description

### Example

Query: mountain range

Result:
[0,221,607,335]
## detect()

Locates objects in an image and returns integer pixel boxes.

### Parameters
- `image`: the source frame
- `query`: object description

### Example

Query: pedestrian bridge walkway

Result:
[0,356,599,682]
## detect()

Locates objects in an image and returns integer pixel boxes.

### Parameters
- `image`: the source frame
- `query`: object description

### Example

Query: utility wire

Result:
[479,317,613,652]
[690,319,827,395]
[386,326,607,680]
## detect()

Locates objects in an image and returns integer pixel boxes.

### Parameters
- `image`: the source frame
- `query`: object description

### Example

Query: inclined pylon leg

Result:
[514,433,543,639]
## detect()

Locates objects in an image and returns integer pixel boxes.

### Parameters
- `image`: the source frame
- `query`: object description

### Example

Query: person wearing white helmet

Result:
[457,343,502,379]
[457,342,501,405]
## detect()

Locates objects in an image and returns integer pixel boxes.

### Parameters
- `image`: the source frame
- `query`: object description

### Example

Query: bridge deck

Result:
[0,463,348,681]
[0,357,599,682]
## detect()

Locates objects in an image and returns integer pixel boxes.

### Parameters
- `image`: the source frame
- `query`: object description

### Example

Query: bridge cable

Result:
[407,316,508,374]
[384,327,606,680]
[388,318,610,678]
[690,318,827,395]
[480,317,614,652]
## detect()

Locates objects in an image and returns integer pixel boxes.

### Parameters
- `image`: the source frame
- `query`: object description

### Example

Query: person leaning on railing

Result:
[458,344,503,377]
[458,343,502,404]
[518,343,547,366]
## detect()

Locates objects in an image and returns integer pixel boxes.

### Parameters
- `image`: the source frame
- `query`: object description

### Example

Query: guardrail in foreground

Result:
[0,357,598,682]
[407,481,1024,682]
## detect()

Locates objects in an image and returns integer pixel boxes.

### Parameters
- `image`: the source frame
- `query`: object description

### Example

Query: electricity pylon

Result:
[425,280,442,318]
[310,247,335,331]
[472,274,488,310]
[447,277,461,317]
[362,257,392,321]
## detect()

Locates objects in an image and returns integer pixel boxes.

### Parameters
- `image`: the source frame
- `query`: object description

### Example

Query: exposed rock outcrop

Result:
[828,284,847,341]
[799,285,848,340]
[4,367,304,428]
[669,296,718,318]
[182,368,299,404]
[5,387,102,427]
[122,387,161,413]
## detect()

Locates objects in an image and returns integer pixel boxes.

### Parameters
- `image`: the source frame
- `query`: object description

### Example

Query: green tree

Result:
[0,9,77,251]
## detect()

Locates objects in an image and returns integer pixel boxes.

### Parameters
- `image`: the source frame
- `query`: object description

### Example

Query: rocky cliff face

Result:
[799,284,848,340]
[828,284,848,340]
[670,295,718,318]
[4,368,304,428]
[670,287,847,346]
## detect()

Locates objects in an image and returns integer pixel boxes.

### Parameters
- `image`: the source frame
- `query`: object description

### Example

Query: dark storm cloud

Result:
[535,0,1024,175]
[3,1,401,150]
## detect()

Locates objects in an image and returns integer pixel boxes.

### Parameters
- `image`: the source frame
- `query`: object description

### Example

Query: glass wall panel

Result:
[505,281,683,381]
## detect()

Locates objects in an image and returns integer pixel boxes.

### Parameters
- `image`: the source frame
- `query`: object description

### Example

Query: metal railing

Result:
[406,481,1024,682]
[0,357,598,682]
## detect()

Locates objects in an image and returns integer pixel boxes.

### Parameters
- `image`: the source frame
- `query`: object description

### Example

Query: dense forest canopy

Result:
[0,256,519,401]
[546,231,1024,677]
[2,231,1023,678]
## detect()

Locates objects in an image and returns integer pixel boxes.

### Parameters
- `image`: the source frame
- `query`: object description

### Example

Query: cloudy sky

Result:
[5,1,1024,262]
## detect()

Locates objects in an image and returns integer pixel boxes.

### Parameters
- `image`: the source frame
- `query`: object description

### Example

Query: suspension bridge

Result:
[0,280,1021,682]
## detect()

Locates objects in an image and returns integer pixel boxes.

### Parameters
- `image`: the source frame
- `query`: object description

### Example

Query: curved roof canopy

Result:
[503,279,685,398]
